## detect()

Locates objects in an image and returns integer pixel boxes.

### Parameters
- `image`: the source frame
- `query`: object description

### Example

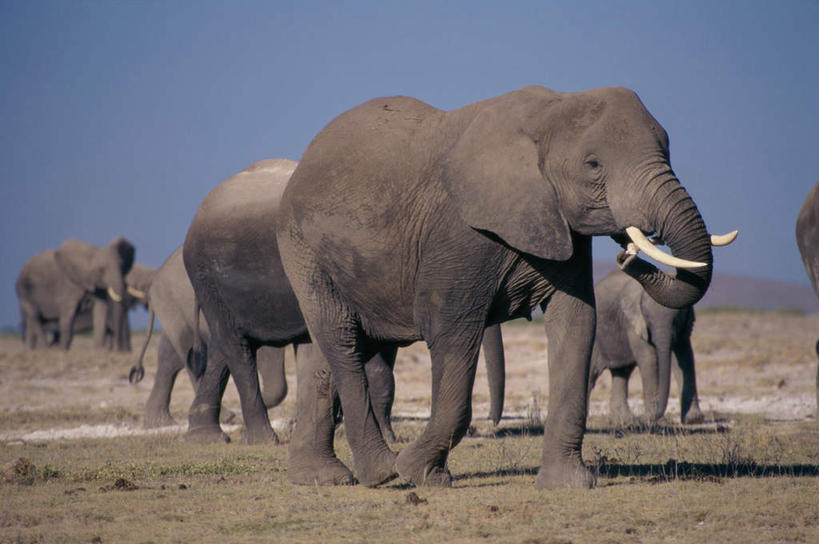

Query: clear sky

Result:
[2,0,818,329]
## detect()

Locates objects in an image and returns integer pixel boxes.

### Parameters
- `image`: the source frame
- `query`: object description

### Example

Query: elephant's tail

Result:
[129,308,155,384]
[190,297,207,378]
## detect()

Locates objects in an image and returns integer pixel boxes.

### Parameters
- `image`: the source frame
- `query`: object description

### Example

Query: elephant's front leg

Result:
[609,365,638,425]
[536,286,596,490]
[672,342,704,424]
[395,330,482,487]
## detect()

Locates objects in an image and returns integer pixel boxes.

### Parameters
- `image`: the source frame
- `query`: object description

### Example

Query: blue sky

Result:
[2,1,818,329]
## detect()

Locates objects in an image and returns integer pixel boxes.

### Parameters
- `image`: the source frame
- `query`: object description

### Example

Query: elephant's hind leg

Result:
[288,343,354,486]
[395,329,483,487]
[185,355,232,444]
[143,334,183,428]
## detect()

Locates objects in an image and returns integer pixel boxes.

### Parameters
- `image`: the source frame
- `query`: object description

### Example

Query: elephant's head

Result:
[444,86,735,309]
[55,237,135,350]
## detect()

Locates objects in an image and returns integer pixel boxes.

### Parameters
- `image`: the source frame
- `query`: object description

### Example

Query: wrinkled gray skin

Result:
[183,159,506,485]
[277,86,716,490]
[16,237,136,351]
[128,247,288,429]
[795,180,819,415]
[589,269,703,425]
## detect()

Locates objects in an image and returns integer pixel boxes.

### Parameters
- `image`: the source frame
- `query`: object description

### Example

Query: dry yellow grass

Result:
[1,310,818,543]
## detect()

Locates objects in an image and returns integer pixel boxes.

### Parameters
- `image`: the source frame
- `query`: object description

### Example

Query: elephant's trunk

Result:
[483,324,506,425]
[644,329,672,422]
[619,173,713,309]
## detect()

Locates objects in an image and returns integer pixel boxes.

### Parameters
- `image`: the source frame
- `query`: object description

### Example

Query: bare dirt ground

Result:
[1,310,818,543]
[1,311,816,443]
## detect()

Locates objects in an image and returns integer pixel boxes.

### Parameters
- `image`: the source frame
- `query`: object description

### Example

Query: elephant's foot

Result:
[609,407,639,427]
[184,425,231,444]
[288,454,355,486]
[535,456,595,490]
[143,411,178,429]
[395,444,452,488]
[682,407,705,425]
[242,425,279,446]
[354,448,399,488]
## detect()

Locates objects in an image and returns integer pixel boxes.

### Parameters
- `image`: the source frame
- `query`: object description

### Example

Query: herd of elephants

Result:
[15,84,817,490]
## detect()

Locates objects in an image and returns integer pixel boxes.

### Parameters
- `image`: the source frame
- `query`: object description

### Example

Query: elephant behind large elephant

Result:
[181,158,506,485]
[277,85,735,489]
[16,237,136,352]
[589,268,703,425]
[795,180,819,415]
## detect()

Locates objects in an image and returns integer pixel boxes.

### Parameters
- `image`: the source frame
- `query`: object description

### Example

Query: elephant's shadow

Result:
[453,460,819,486]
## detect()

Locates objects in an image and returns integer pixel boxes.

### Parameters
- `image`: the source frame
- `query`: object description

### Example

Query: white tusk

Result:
[107,287,123,302]
[710,230,738,246]
[625,226,708,269]
[127,286,146,299]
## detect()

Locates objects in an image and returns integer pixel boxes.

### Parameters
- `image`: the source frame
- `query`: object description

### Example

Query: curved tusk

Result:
[127,286,146,299]
[107,287,123,302]
[710,230,738,247]
[625,226,708,269]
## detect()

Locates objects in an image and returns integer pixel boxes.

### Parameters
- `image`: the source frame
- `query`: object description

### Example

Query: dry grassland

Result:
[1,310,818,543]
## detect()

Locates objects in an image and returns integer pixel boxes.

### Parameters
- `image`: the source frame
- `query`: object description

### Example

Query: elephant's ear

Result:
[108,237,135,275]
[624,291,649,343]
[441,100,572,261]
[54,238,102,292]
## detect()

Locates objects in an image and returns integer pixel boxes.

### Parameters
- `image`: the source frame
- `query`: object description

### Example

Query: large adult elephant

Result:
[795,180,819,414]
[16,237,136,351]
[183,159,506,485]
[588,268,703,425]
[276,86,736,489]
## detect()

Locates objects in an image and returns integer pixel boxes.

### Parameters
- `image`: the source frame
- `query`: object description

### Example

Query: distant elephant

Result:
[183,159,506,485]
[277,86,736,489]
[43,262,157,351]
[795,180,819,414]
[588,269,703,425]
[16,237,136,351]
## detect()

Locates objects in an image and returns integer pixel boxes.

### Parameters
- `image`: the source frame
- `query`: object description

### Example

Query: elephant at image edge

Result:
[128,246,290,430]
[589,268,704,425]
[183,159,507,485]
[16,237,135,351]
[43,262,157,351]
[794,180,819,414]
[277,86,736,489]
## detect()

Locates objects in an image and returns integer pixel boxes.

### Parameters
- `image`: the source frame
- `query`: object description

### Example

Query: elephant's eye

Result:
[585,159,600,169]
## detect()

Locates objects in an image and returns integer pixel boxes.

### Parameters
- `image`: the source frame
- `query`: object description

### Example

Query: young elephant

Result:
[16,237,136,351]
[589,269,704,425]
[183,158,506,485]
[277,86,736,489]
